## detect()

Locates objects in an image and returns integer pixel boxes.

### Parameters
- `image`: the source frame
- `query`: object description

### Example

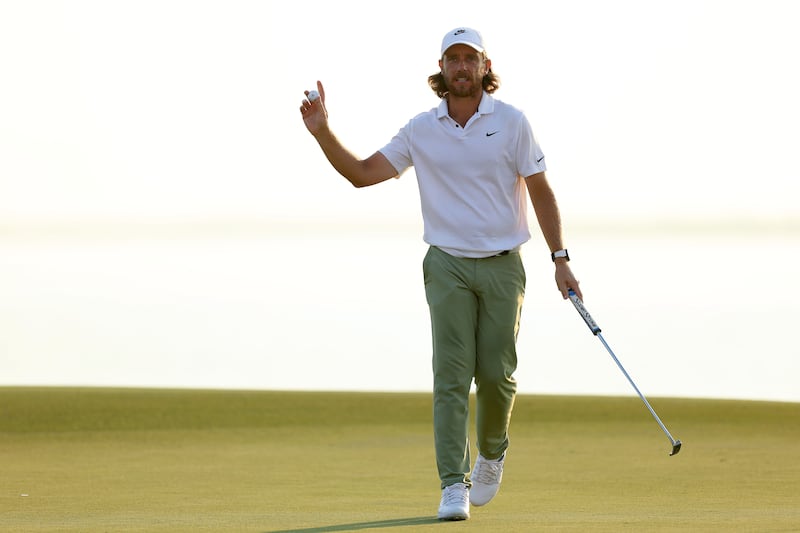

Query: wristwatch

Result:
[551,249,570,262]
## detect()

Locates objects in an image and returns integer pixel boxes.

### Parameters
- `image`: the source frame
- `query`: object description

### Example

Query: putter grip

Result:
[568,289,601,335]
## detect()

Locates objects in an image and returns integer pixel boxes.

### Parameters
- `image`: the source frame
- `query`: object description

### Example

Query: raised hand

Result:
[300,80,328,136]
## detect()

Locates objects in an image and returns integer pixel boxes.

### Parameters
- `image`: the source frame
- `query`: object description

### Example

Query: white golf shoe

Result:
[469,453,505,506]
[437,482,470,521]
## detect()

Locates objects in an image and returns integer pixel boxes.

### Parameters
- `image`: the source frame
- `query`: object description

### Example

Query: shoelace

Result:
[472,459,503,484]
[441,485,469,505]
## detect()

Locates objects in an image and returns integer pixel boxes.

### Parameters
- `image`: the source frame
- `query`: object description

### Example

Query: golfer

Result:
[300,27,582,521]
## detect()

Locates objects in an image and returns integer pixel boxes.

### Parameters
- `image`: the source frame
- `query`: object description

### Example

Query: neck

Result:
[447,92,483,128]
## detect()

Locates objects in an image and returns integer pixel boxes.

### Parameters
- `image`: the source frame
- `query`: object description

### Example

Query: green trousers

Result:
[422,246,526,489]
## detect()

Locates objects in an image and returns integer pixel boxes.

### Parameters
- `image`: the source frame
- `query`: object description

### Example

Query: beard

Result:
[444,73,483,98]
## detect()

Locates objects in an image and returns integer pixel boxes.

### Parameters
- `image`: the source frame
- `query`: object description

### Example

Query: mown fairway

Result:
[1,388,798,532]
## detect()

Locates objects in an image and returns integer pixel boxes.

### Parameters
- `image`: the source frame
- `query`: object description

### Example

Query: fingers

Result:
[555,266,581,300]
[316,80,325,101]
[300,81,325,117]
[568,284,583,301]
[559,280,581,300]
[300,94,320,116]
[301,91,316,107]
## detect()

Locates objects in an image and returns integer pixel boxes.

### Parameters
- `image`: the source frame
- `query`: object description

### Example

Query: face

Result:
[439,44,490,98]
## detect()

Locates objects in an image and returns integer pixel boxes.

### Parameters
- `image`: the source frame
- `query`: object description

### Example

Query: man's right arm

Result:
[301,81,397,188]
[312,126,398,188]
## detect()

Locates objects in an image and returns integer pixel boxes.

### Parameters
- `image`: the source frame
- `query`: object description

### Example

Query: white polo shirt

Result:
[379,92,547,258]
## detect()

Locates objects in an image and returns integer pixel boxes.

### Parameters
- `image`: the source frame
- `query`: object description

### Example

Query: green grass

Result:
[1,388,798,532]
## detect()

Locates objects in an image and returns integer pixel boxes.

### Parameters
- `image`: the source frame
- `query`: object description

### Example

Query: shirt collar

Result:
[436,91,494,119]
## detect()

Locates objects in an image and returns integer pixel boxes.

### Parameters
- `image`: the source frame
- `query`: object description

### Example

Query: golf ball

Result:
[307,90,320,102]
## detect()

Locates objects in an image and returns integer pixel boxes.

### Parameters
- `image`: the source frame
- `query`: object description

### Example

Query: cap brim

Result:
[441,41,484,55]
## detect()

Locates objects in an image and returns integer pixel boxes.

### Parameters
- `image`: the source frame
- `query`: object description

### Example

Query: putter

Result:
[567,289,682,456]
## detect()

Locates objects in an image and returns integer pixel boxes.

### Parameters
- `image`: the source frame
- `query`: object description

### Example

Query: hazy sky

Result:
[2,0,798,227]
[2,1,799,402]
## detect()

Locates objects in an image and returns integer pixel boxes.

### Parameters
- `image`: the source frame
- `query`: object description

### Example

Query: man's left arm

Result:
[524,172,582,300]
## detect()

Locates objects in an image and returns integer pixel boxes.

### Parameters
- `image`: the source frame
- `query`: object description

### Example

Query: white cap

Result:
[440,27,485,56]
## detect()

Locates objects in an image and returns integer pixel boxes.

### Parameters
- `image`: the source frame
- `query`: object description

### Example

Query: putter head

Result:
[670,440,682,456]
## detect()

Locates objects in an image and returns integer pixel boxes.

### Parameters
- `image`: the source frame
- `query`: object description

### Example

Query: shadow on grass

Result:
[266,516,440,532]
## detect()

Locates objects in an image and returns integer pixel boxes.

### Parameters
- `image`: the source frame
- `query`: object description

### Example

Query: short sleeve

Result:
[516,114,547,178]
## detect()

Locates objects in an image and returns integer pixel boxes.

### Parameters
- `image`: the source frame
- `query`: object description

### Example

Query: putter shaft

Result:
[568,290,682,456]
[596,332,681,454]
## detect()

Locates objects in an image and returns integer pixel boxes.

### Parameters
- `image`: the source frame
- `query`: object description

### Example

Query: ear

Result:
[438,58,443,71]
[484,58,492,73]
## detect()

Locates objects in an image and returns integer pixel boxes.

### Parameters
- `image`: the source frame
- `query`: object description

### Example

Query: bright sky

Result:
[2,1,799,402]
[1,0,799,226]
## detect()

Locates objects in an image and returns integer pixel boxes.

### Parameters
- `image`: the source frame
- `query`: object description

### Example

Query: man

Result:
[300,27,581,521]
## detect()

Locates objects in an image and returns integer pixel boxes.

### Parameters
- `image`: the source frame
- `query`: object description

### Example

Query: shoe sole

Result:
[438,513,469,521]
[469,492,497,506]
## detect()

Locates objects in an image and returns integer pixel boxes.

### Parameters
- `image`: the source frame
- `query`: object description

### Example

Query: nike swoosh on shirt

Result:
[486,131,499,137]
[537,156,545,163]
